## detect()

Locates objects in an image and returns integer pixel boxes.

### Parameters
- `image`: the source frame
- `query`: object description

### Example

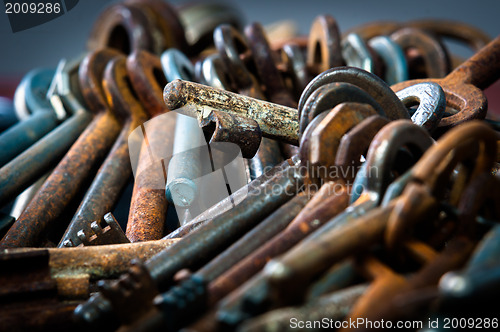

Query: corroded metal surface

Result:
[126,50,175,241]
[164,79,300,145]
[307,15,343,75]
[73,158,304,329]
[127,50,169,117]
[336,115,390,179]
[163,159,295,239]
[199,110,262,158]
[214,24,284,179]
[391,27,451,78]
[59,56,148,247]
[208,182,349,305]
[87,3,158,54]
[0,50,123,249]
[1,238,179,280]
[298,66,410,122]
[392,36,500,131]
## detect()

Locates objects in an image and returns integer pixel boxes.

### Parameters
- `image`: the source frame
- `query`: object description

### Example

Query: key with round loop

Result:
[368,36,409,85]
[390,27,451,79]
[392,35,500,132]
[0,57,93,208]
[0,49,124,249]
[214,24,283,180]
[306,15,343,75]
[59,55,149,248]
[0,69,59,168]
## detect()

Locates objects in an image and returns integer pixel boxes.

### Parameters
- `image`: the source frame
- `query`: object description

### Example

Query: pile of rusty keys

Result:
[0,1,499,331]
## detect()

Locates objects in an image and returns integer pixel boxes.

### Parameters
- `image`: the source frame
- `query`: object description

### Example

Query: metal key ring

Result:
[390,27,451,78]
[299,82,386,137]
[306,15,343,75]
[298,67,410,122]
[127,50,168,117]
[214,24,257,92]
[195,54,234,91]
[408,19,491,52]
[126,0,188,53]
[391,35,500,132]
[245,22,296,107]
[87,3,157,55]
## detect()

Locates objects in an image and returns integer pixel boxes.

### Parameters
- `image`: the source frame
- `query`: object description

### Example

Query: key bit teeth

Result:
[90,220,102,234]
[77,230,88,243]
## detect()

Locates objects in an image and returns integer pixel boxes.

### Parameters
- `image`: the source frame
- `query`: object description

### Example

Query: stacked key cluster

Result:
[1,1,499,331]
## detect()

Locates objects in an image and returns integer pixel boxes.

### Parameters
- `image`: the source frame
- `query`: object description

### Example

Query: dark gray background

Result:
[0,0,498,76]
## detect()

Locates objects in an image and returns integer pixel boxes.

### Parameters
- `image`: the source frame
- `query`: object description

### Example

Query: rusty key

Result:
[0,68,60,167]
[164,79,299,145]
[391,35,500,131]
[390,27,451,79]
[306,15,343,75]
[88,3,160,54]
[244,22,300,159]
[298,66,410,124]
[59,55,148,247]
[0,57,92,207]
[73,157,305,329]
[213,120,434,328]
[0,49,123,249]
[208,103,379,309]
[126,50,176,241]
[151,192,313,331]
[214,24,283,179]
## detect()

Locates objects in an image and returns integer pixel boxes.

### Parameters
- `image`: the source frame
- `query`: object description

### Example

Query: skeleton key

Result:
[391,35,500,131]
[214,24,283,179]
[210,104,387,325]
[368,36,409,85]
[306,15,343,75]
[73,157,305,329]
[244,22,300,158]
[152,192,312,331]
[342,131,498,330]
[0,68,59,167]
[390,27,451,79]
[59,55,149,247]
[213,120,433,328]
[126,49,176,241]
[150,103,378,330]
[0,57,92,207]
[0,49,123,249]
